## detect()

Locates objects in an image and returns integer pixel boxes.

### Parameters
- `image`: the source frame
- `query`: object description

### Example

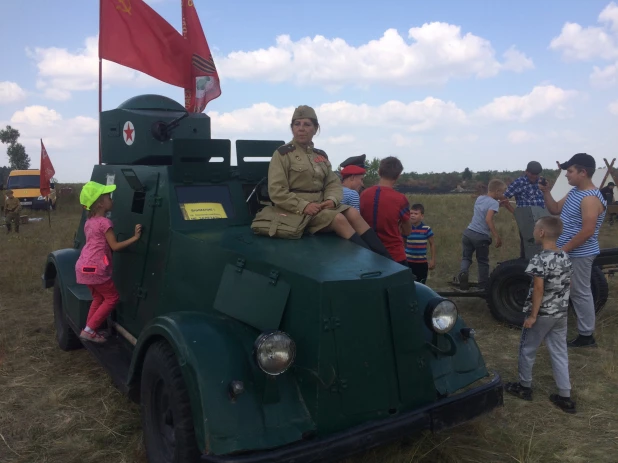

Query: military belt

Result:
[290,189,321,193]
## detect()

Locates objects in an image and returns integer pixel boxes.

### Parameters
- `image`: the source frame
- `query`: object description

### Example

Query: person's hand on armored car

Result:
[251,105,391,258]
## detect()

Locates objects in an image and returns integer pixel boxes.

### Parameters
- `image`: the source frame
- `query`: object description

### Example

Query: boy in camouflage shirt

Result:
[505,216,576,414]
[4,189,21,233]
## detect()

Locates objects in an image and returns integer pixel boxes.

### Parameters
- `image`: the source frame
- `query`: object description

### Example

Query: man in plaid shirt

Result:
[503,161,546,258]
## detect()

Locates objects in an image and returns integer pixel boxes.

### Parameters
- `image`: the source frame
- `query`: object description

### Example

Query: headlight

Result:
[425,298,458,334]
[37,196,44,200]
[254,331,296,375]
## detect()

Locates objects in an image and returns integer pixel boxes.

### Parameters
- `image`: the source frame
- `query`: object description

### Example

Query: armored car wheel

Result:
[141,340,200,463]
[53,278,82,351]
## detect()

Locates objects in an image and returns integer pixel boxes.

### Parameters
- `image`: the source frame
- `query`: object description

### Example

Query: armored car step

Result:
[80,332,133,398]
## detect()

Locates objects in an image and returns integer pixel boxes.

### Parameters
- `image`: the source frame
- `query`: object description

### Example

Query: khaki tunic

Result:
[4,197,21,215]
[251,139,349,238]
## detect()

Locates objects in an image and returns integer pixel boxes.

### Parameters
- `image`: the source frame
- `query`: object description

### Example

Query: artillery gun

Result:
[43,94,503,463]
[441,205,615,327]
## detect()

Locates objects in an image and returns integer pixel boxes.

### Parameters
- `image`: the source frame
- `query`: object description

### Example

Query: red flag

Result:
[40,140,55,198]
[182,0,221,112]
[100,0,192,88]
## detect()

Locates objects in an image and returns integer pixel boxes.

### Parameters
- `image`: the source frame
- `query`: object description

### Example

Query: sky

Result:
[1,0,618,182]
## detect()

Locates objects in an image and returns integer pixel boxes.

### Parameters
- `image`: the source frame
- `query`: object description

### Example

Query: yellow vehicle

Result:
[6,170,57,210]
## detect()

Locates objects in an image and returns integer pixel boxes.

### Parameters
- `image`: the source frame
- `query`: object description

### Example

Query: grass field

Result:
[0,191,616,463]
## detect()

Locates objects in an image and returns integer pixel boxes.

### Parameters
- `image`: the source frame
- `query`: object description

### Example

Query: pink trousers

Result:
[86,279,120,331]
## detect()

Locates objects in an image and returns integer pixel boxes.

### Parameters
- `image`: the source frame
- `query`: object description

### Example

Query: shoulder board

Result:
[313,148,328,159]
[277,143,295,155]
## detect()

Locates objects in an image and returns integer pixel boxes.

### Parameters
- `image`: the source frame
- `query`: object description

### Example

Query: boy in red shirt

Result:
[360,157,412,264]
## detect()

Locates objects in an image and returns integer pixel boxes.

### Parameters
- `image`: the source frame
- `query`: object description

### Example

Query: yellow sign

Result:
[181,202,228,220]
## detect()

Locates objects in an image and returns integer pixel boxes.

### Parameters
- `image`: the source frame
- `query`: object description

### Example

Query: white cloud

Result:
[7,106,97,151]
[27,36,164,100]
[325,135,356,145]
[590,61,618,87]
[391,133,423,147]
[217,23,533,87]
[474,85,578,122]
[444,134,479,144]
[209,98,468,136]
[508,130,537,144]
[609,100,618,115]
[0,82,27,104]
[549,22,618,61]
[0,106,98,181]
[600,2,618,31]
[501,46,535,72]
[549,3,618,62]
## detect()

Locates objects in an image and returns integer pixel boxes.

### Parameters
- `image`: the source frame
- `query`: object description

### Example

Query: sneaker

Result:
[567,335,597,348]
[549,394,576,414]
[504,382,533,401]
[79,329,107,344]
[458,271,469,290]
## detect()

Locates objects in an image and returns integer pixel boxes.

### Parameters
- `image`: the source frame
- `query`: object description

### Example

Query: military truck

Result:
[43,95,503,463]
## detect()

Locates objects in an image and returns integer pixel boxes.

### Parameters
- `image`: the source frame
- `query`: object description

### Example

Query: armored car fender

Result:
[126,312,315,456]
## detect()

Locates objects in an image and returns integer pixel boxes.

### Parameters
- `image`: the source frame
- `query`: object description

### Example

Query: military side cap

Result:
[80,181,117,210]
[292,105,318,121]
[6,189,13,194]
[341,165,366,177]
[526,161,542,174]
[341,154,366,169]
[559,153,596,170]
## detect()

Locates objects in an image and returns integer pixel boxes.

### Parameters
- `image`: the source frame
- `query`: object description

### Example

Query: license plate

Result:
[21,201,32,206]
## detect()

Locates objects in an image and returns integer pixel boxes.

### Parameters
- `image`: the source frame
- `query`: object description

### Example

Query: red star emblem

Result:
[124,122,134,142]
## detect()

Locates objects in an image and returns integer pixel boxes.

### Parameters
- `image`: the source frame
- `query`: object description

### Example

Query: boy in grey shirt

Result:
[505,216,576,414]
[456,179,506,290]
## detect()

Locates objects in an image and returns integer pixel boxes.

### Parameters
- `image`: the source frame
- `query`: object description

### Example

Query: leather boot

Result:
[360,229,392,259]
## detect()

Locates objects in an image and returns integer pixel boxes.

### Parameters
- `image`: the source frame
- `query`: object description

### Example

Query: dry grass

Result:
[0,192,616,463]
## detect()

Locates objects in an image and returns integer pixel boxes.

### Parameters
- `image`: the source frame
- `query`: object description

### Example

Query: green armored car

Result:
[43,95,503,463]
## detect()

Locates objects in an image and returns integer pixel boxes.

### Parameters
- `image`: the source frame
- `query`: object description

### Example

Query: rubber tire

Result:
[53,278,82,351]
[141,340,201,463]
[488,260,610,327]
[487,259,530,327]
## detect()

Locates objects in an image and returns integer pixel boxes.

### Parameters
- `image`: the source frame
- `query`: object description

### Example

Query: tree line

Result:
[350,157,562,193]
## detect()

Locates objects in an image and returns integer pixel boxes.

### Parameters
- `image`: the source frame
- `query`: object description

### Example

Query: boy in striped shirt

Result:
[405,204,436,284]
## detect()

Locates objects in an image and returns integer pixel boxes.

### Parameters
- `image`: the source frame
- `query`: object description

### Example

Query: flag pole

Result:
[98,0,102,165]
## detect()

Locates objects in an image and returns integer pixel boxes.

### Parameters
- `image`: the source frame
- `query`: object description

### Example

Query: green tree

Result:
[462,167,472,181]
[0,125,31,170]
[476,170,491,184]
[363,157,381,187]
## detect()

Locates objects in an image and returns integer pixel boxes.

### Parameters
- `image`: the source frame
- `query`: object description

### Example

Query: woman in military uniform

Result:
[251,105,390,258]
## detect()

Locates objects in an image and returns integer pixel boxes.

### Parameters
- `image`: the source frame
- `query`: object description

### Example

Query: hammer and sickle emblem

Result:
[116,0,132,14]
[188,0,194,6]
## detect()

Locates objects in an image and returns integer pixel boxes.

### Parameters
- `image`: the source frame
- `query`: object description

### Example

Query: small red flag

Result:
[40,140,55,198]
[99,0,192,88]
[182,0,221,112]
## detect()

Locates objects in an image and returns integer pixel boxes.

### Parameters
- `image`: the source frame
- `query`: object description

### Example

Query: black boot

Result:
[360,229,393,259]
[348,232,371,250]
